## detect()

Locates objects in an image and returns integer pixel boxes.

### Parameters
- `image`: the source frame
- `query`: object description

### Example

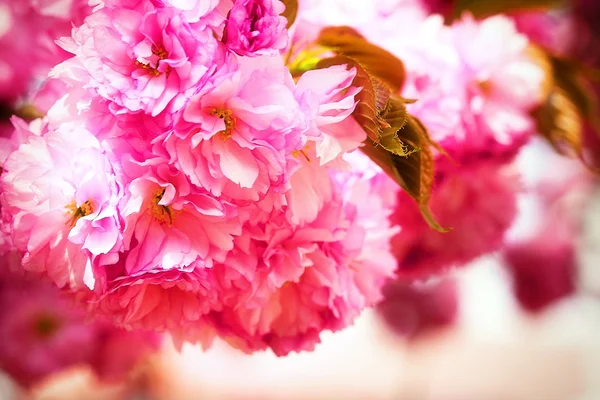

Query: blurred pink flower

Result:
[0,0,91,104]
[0,264,159,388]
[503,143,596,312]
[401,14,544,167]
[377,278,458,339]
[223,0,288,57]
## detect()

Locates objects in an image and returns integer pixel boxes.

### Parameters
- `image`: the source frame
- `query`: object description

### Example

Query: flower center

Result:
[149,188,175,226]
[210,108,236,140]
[65,199,94,227]
[136,44,170,77]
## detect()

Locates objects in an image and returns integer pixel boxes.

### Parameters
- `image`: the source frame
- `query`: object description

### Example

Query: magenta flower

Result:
[53,1,228,116]
[223,0,288,57]
[377,278,458,339]
[116,157,241,276]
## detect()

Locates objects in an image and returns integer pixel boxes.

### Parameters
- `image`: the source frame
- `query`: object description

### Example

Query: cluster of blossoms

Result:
[0,0,399,357]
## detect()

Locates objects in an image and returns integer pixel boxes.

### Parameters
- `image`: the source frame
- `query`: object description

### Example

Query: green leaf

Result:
[317,26,406,93]
[280,0,298,29]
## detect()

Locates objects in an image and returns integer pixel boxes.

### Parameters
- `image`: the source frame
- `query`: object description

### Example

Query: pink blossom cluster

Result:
[0,0,399,356]
[0,260,160,388]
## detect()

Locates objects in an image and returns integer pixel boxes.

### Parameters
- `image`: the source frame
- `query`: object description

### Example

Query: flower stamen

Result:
[136,44,170,77]
[149,188,175,226]
[210,108,236,140]
[65,200,94,227]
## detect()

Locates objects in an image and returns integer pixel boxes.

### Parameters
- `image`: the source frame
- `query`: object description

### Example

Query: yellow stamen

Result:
[210,108,236,140]
[136,44,170,77]
[149,188,175,226]
[65,200,94,227]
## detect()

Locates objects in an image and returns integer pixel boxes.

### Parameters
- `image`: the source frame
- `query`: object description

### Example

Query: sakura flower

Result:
[0,266,160,388]
[114,157,241,278]
[0,122,122,289]
[162,0,221,23]
[204,155,398,356]
[88,265,221,344]
[223,0,288,57]
[53,1,229,116]
[392,162,520,279]
[172,56,305,202]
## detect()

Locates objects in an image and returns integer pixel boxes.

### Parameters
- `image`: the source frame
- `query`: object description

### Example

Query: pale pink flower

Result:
[400,14,545,167]
[223,0,288,57]
[53,1,229,116]
[0,122,122,289]
[392,162,520,279]
[0,266,159,388]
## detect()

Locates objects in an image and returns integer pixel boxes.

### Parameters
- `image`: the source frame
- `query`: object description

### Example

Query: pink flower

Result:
[88,266,220,345]
[203,155,398,356]
[162,0,222,23]
[171,56,305,202]
[0,266,160,388]
[223,0,288,57]
[115,157,241,277]
[392,162,520,279]
[53,1,229,116]
[0,122,122,290]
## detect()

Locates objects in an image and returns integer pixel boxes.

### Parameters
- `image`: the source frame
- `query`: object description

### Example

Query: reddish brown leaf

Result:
[317,26,406,93]
[280,0,298,29]
[451,0,563,21]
